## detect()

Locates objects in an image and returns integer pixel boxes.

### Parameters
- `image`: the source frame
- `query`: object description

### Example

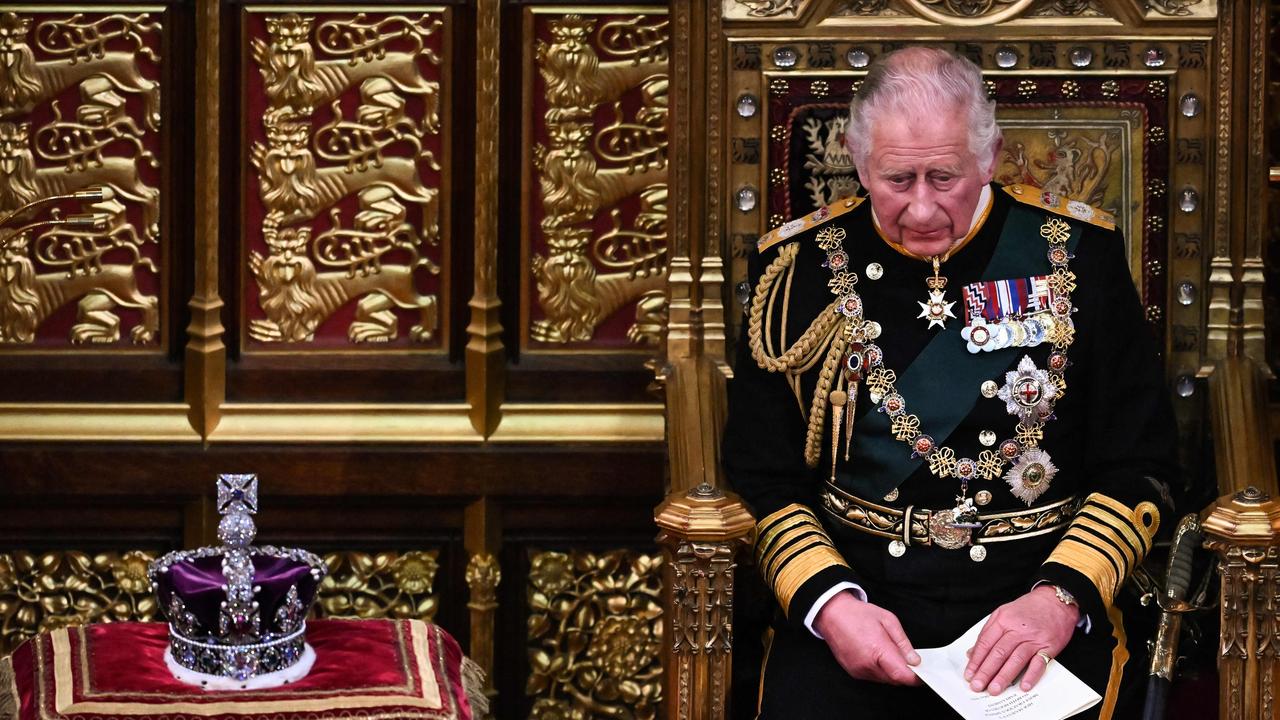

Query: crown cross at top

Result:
[217,474,259,516]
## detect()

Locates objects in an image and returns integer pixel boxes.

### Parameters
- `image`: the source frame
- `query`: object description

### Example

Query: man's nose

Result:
[905,185,938,223]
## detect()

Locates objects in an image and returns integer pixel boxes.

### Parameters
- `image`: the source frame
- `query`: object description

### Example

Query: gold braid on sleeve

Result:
[1043,492,1161,607]
[747,243,845,468]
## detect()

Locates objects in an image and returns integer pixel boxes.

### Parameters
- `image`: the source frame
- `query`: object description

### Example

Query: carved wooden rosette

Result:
[0,10,164,349]
[1203,487,1280,720]
[315,550,440,621]
[241,7,448,350]
[526,549,664,719]
[654,484,755,720]
[522,9,670,350]
[0,550,160,655]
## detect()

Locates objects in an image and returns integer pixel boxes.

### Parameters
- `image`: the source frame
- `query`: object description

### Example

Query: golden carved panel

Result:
[522,9,670,350]
[526,550,663,719]
[315,550,440,622]
[0,10,164,349]
[0,550,159,655]
[242,7,449,350]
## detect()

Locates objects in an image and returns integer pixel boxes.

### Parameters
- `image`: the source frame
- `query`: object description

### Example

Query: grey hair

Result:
[844,47,1002,171]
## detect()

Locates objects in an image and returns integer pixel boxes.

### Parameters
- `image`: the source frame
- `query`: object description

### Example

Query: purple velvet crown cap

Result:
[151,552,323,639]
[148,474,328,681]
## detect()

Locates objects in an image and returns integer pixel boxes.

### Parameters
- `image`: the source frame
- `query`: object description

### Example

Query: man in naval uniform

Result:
[723,47,1177,718]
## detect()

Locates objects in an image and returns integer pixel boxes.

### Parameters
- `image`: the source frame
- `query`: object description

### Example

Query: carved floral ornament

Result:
[526,550,663,720]
[246,11,444,347]
[0,11,163,347]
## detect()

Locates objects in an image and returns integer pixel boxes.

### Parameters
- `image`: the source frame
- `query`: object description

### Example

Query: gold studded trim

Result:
[756,196,867,254]
[1043,493,1160,607]
[1003,183,1116,231]
[755,504,849,615]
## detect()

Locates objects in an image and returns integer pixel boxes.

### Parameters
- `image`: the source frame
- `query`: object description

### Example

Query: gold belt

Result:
[820,483,1081,550]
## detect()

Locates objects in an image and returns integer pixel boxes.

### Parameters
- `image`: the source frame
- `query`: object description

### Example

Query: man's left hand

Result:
[963,585,1080,695]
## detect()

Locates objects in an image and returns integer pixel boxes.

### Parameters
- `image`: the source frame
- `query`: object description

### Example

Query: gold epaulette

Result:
[1043,493,1160,607]
[755,504,849,616]
[1003,183,1116,231]
[756,195,866,254]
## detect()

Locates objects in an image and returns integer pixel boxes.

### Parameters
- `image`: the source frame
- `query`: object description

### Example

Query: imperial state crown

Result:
[148,474,328,687]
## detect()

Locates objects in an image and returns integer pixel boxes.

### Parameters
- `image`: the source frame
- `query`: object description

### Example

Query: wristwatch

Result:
[1051,584,1077,608]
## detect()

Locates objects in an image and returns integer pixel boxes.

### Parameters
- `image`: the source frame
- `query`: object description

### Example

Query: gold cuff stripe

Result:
[756,507,822,559]
[763,530,833,583]
[1065,524,1129,584]
[774,545,848,615]
[1046,490,1164,608]
[1087,494,1160,535]
[764,534,835,586]
[1047,537,1121,603]
[1076,507,1146,560]
[1071,515,1140,568]
[1082,498,1157,553]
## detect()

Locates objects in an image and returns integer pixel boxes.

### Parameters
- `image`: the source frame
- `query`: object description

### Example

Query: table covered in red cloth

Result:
[0,619,483,720]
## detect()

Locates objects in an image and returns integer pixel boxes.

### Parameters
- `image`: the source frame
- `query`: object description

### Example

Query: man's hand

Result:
[813,591,921,686]
[964,585,1080,695]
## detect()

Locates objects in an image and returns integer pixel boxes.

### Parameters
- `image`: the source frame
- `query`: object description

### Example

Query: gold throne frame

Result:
[655,0,1276,718]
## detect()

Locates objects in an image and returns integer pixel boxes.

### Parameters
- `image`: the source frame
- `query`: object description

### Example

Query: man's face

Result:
[859,105,997,257]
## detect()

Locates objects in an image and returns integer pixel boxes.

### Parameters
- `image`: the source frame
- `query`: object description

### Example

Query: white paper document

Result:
[909,615,1102,720]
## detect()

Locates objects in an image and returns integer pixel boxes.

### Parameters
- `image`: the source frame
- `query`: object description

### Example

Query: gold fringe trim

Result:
[460,655,490,719]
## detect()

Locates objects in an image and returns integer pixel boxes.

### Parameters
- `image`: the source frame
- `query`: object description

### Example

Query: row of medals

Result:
[814,215,1077,563]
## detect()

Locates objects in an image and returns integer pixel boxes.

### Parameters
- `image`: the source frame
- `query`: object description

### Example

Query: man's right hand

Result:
[812,591,921,685]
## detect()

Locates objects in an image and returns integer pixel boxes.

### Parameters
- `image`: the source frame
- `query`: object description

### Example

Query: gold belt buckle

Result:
[925,500,980,550]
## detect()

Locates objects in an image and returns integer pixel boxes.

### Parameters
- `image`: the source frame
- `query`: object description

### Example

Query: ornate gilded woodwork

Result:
[654,483,755,720]
[524,10,670,348]
[465,551,500,716]
[0,10,163,348]
[526,549,663,720]
[243,8,447,348]
[1203,487,1280,720]
[314,550,440,622]
[0,550,159,656]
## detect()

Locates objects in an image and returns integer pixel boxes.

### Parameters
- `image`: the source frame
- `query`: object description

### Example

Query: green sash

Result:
[839,205,1082,498]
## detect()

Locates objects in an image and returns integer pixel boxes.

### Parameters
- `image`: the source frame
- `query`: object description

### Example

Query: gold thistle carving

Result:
[0,13,161,130]
[529,14,670,345]
[0,189,159,344]
[0,550,159,655]
[251,13,441,121]
[248,198,438,343]
[526,550,663,718]
[465,552,500,607]
[316,551,439,621]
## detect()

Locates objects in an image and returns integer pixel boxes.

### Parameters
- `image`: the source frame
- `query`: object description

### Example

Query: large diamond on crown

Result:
[149,475,327,687]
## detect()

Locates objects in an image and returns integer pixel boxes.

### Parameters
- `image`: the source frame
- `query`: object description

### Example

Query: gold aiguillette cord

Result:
[829,389,847,483]
[844,382,856,461]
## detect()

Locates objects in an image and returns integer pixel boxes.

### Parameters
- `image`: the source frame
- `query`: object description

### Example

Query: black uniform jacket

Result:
[723,183,1178,638]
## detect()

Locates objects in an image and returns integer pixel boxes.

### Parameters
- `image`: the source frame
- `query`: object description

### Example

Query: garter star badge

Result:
[996,356,1060,424]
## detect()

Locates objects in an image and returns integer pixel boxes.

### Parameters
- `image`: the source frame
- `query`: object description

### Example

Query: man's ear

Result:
[982,136,1004,182]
